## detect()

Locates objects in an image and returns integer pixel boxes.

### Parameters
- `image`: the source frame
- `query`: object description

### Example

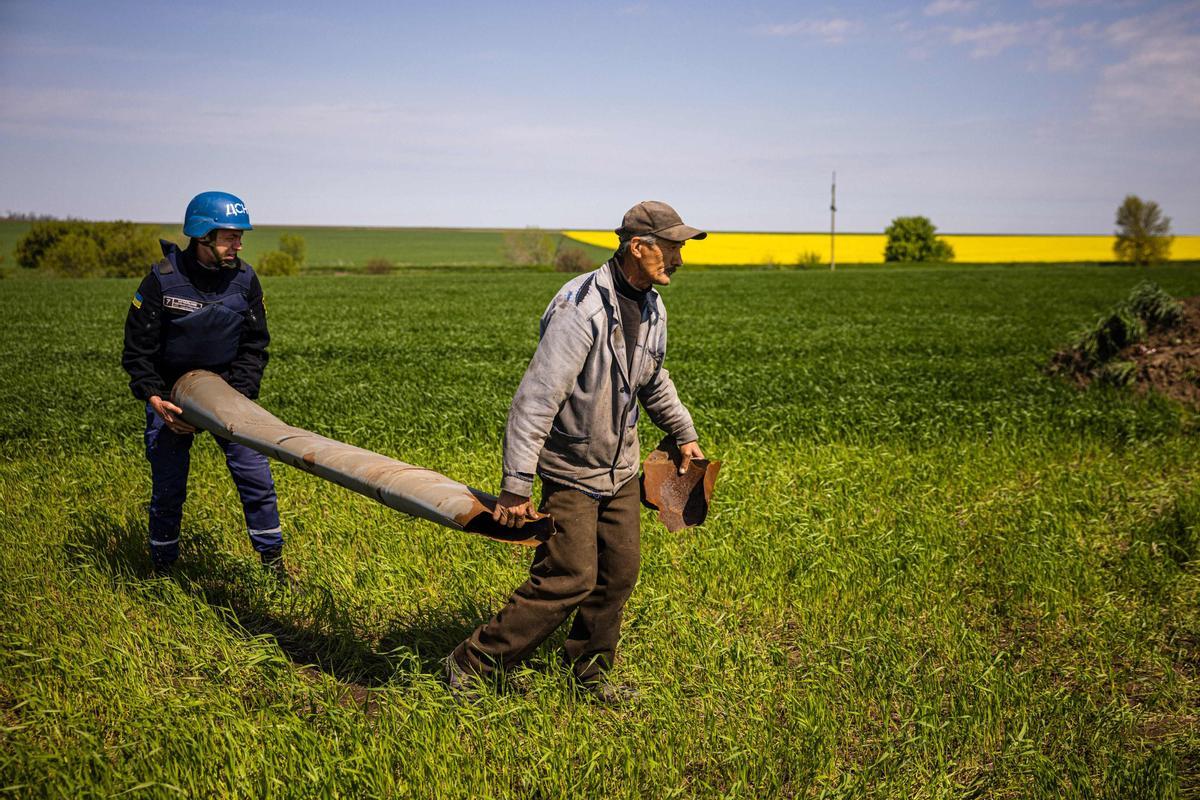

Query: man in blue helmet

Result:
[121,191,287,578]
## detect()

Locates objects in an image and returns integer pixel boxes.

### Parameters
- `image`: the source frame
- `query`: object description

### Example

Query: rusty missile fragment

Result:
[172,370,554,546]
[640,436,721,532]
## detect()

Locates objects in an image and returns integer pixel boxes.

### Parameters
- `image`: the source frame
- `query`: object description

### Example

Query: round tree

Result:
[883,216,955,263]
[1114,195,1173,265]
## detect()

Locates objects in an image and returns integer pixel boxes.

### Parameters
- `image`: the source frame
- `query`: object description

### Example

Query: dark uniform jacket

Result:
[122,240,269,401]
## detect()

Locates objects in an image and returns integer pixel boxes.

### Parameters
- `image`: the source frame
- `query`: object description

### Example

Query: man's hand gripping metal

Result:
[149,395,196,434]
[493,490,539,529]
[678,440,704,475]
[493,441,701,529]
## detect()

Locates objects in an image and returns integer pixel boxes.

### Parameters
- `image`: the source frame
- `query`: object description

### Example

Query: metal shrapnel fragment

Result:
[640,436,721,532]
[172,370,555,546]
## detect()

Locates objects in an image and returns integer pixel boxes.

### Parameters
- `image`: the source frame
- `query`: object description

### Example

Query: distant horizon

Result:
[2,215,1195,238]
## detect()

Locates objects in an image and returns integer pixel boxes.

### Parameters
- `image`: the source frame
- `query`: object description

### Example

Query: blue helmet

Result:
[183,191,254,238]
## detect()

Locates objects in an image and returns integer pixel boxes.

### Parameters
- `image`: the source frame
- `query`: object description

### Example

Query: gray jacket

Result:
[501,261,698,498]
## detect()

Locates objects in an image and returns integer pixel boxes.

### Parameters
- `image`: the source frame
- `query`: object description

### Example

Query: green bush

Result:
[1060,281,1184,374]
[41,232,106,278]
[364,257,394,275]
[503,228,555,266]
[101,221,163,278]
[15,220,160,277]
[554,246,592,273]
[279,234,307,268]
[883,216,955,263]
[15,220,76,269]
[1125,281,1183,330]
[796,250,823,269]
[1075,306,1146,367]
[256,250,299,276]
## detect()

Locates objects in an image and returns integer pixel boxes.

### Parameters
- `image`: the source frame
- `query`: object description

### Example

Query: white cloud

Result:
[0,86,598,162]
[1032,0,1130,8]
[1093,6,1200,124]
[923,0,978,17]
[942,16,1088,70]
[753,18,861,44]
[1043,25,1087,70]
[948,21,1030,57]
[931,2,1200,125]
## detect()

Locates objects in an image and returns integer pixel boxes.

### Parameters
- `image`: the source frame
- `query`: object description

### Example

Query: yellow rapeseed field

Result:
[563,231,1200,265]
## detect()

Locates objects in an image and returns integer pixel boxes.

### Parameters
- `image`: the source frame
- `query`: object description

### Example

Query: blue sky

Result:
[1,0,1197,233]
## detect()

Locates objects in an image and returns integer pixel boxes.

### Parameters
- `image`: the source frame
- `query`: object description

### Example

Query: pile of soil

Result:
[1131,295,1200,406]
[1053,296,1200,408]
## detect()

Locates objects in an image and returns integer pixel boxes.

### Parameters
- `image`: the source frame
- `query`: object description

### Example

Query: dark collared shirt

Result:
[608,259,648,372]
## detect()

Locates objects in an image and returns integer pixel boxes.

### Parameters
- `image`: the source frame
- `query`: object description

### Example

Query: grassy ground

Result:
[1,264,1198,797]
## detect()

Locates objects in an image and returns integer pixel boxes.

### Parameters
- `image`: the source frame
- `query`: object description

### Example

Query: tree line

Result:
[6,195,1177,276]
[883,195,1173,265]
[12,220,306,277]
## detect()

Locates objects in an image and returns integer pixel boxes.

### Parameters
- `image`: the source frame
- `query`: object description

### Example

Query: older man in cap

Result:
[447,201,706,702]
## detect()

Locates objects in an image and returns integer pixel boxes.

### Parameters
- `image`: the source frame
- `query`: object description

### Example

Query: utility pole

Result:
[830,171,837,271]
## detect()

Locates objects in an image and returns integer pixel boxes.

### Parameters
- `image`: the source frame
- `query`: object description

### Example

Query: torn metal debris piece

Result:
[640,436,721,532]
[171,370,555,546]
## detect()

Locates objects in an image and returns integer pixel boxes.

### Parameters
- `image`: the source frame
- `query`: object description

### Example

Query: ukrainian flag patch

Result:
[131,291,143,309]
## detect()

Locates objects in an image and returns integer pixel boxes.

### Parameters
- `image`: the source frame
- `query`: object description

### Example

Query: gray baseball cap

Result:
[615,201,707,242]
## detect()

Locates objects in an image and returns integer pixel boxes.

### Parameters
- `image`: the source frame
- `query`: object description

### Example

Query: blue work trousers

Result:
[144,403,282,563]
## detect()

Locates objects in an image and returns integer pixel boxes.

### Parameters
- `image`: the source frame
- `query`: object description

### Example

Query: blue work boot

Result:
[150,555,177,576]
[259,546,293,585]
[149,536,179,576]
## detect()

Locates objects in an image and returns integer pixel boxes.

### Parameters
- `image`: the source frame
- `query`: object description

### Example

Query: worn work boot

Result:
[577,677,640,707]
[150,557,177,577]
[443,655,483,705]
[259,546,292,584]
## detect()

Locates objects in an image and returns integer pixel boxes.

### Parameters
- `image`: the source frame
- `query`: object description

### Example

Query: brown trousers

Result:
[453,477,642,683]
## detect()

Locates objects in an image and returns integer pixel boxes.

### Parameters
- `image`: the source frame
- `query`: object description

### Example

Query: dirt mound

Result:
[1052,295,1200,408]
[1127,295,1200,406]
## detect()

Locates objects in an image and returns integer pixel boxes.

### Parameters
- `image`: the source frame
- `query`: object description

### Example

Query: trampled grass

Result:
[563,230,1200,265]
[1,263,1199,797]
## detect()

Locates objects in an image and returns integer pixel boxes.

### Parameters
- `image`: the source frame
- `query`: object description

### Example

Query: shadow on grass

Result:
[62,510,479,694]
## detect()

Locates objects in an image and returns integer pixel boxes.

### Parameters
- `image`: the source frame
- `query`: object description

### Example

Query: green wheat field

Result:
[1,262,1198,797]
